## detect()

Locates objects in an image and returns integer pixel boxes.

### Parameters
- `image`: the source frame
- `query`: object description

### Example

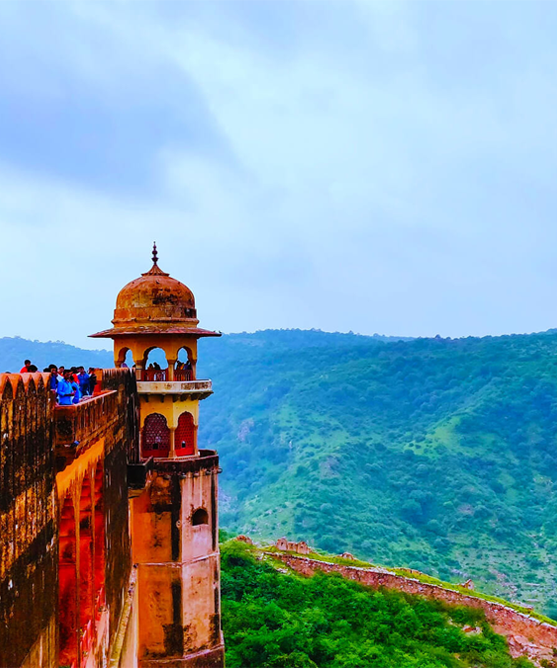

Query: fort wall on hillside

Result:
[273,553,557,665]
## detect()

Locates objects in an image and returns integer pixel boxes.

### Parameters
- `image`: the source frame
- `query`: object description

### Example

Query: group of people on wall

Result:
[19,360,97,405]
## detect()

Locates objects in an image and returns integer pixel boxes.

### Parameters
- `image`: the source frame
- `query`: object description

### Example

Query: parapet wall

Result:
[101,367,140,463]
[273,553,557,665]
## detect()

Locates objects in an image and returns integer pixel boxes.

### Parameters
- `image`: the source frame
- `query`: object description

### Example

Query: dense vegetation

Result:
[221,540,533,668]
[4,329,557,614]
[197,330,557,615]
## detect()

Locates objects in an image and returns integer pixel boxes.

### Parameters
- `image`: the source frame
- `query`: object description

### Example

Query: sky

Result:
[1,0,557,348]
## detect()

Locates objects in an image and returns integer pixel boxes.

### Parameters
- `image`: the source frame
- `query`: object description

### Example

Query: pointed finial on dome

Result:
[142,242,169,276]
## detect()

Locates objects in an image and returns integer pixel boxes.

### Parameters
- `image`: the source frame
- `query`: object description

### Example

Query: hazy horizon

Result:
[2,1,557,349]
[3,324,557,355]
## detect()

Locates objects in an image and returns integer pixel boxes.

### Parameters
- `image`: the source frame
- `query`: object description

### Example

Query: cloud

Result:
[1,0,557,346]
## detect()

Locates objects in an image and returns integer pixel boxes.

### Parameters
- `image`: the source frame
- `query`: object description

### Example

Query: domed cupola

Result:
[90,244,219,339]
[112,243,197,329]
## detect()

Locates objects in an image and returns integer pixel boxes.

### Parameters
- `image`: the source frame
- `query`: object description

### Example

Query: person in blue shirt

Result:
[57,370,76,405]
[72,377,81,404]
[77,366,90,396]
[48,365,58,391]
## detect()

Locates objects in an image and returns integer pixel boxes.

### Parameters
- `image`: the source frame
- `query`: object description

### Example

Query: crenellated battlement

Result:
[0,370,51,398]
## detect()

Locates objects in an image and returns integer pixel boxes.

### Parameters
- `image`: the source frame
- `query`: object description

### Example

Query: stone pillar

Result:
[167,359,176,382]
[169,427,177,460]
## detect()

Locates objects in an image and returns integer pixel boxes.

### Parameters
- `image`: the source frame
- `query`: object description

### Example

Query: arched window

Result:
[142,348,168,381]
[175,411,195,456]
[142,413,170,458]
[175,347,195,381]
[192,508,209,526]
[117,347,135,369]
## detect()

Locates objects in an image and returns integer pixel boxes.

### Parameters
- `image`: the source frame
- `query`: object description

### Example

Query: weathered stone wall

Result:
[273,553,557,665]
[0,373,57,668]
[101,367,140,463]
[131,451,223,667]
[0,368,139,668]
[102,369,138,639]
[275,538,310,555]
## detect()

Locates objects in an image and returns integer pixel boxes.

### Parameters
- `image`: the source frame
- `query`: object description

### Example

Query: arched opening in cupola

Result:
[175,346,195,381]
[116,347,135,369]
[142,413,171,458]
[59,493,78,667]
[175,411,196,455]
[142,348,168,381]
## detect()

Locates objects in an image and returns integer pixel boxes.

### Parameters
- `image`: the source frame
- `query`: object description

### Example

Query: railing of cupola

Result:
[141,368,169,381]
[140,368,195,381]
[174,368,194,381]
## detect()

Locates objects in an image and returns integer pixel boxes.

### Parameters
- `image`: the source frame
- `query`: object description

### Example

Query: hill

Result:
[221,539,534,668]
[3,329,557,616]
[0,336,112,372]
[196,330,557,617]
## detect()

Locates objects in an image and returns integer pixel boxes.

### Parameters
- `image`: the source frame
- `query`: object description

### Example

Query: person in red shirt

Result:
[20,360,31,373]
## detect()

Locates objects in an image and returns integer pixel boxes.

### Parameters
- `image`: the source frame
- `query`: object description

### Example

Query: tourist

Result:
[28,365,38,372]
[20,360,31,373]
[72,376,81,404]
[88,368,97,395]
[77,367,90,396]
[57,370,76,405]
[48,365,58,391]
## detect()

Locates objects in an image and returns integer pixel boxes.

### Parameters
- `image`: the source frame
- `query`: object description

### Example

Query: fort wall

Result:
[273,553,557,665]
[0,369,139,668]
[0,373,57,668]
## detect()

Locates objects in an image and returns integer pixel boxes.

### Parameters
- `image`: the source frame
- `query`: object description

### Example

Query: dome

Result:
[90,244,220,339]
[113,263,197,327]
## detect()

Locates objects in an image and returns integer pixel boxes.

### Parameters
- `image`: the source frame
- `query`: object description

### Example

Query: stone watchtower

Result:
[90,244,224,667]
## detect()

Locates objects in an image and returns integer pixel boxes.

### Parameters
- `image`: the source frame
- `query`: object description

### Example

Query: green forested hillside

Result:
[197,330,557,616]
[3,330,557,615]
[221,540,533,668]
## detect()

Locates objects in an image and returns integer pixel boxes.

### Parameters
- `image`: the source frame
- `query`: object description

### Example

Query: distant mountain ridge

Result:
[0,336,112,372]
[0,329,410,372]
